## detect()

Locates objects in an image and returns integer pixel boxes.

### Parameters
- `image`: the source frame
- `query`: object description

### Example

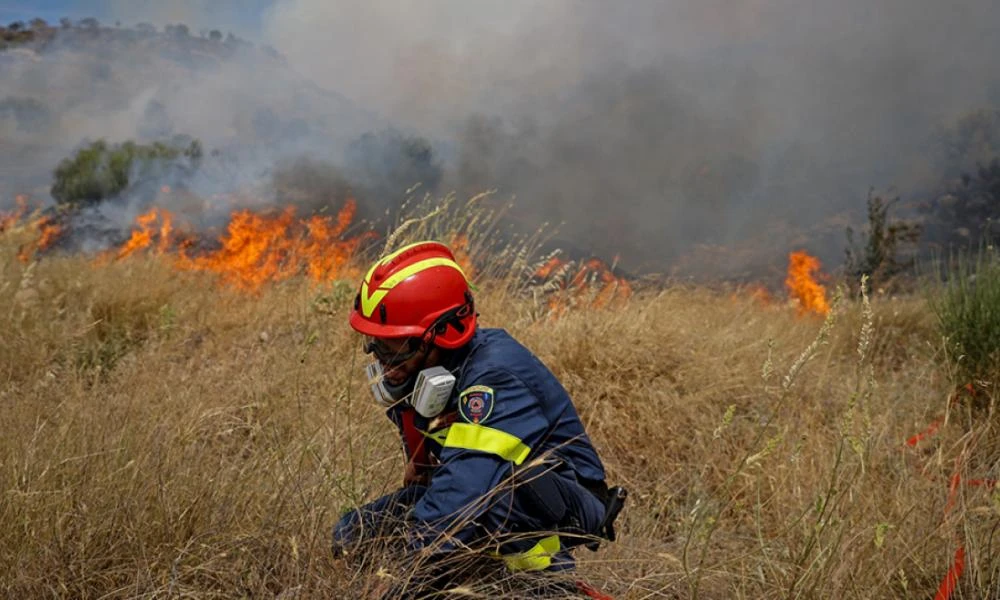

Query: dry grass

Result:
[2,217,999,599]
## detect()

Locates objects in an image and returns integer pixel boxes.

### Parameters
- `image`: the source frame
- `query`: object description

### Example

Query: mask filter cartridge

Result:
[410,366,456,418]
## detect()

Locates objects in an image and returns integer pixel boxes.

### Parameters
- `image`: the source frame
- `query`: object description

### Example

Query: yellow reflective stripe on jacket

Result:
[443,423,531,465]
[502,535,562,571]
[420,425,450,447]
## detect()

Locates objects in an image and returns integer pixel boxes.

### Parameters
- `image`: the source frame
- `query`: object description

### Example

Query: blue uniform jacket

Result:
[386,328,606,551]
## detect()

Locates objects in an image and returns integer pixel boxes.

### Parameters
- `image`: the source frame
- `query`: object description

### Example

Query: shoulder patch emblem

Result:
[459,385,495,424]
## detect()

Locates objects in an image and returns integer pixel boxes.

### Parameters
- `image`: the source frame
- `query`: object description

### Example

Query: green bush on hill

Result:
[51,138,203,206]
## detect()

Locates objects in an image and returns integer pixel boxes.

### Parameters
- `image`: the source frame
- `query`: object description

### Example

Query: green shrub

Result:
[51,138,203,206]
[932,246,1000,385]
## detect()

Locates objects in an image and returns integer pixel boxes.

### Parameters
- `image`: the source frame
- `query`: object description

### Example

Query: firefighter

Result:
[332,240,624,590]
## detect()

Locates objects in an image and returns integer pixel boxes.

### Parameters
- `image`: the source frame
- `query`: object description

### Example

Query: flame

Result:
[109,199,371,292]
[534,256,565,280]
[533,255,632,315]
[66,195,633,307]
[38,218,63,250]
[1,195,29,232]
[786,250,829,316]
[115,207,174,259]
[16,215,64,262]
[3,196,65,262]
[448,233,476,280]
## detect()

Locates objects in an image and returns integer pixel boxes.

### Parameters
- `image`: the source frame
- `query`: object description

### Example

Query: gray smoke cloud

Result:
[263,0,1000,275]
[0,16,380,246]
[3,1,999,278]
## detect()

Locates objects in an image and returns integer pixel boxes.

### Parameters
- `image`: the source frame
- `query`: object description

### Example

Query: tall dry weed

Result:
[1,200,996,598]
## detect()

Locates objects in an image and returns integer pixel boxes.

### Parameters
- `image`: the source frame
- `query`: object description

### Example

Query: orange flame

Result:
[16,215,64,263]
[99,199,629,307]
[109,199,371,292]
[1,195,29,232]
[116,207,173,259]
[786,250,829,316]
[533,255,632,315]
[448,233,476,280]
[38,218,63,250]
[534,256,564,280]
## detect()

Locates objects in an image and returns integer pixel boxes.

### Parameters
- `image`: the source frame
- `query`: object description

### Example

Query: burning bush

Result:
[786,250,830,316]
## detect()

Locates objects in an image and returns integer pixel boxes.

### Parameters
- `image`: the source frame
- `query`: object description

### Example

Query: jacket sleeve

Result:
[408,369,550,551]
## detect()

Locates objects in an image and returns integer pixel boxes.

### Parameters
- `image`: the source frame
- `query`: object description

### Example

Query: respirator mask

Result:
[360,290,475,418]
[366,362,456,418]
[362,336,455,418]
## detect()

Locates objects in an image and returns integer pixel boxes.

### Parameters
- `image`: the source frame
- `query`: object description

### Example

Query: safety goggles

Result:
[363,336,423,366]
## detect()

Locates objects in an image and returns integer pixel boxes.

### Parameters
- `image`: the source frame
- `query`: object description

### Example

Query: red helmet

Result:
[349,241,476,349]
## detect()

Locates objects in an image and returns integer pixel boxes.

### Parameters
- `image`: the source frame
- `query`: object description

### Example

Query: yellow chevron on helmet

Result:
[350,241,477,349]
[359,254,465,318]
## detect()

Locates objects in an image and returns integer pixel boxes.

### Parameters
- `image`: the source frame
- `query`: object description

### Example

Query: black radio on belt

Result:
[588,486,627,551]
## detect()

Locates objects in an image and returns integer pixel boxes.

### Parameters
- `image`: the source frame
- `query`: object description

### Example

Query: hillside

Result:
[0,18,377,200]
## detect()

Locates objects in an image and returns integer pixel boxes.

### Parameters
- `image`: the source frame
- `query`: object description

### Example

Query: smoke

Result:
[0,17,378,242]
[3,1,999,277]
[263,0,1000,274]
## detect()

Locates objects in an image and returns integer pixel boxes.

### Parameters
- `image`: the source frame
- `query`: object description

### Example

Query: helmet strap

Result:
[421,291,475,347]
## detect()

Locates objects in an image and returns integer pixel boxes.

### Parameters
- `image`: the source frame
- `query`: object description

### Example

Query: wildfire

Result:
[116,207,175,259]
[786,250,830,316]
[1,195,29,232]
[16,216,64,263]
[532,254,632,315]
[2,195,65,263]
[108,199,373,291]
[534,256,563,280]
[5,192,634,307]
[448,233,476,280]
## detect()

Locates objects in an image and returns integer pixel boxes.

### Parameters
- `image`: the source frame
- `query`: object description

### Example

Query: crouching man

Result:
[333,241,625,594]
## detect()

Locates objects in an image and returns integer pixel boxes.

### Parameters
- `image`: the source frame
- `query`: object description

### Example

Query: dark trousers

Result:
[331,464,606,572]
